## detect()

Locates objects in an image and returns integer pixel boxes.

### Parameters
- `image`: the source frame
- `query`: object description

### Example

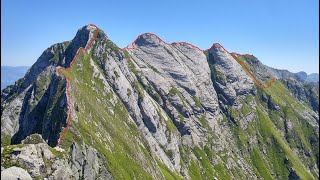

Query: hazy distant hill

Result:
[1,66,29,90]
[295,71,319,82]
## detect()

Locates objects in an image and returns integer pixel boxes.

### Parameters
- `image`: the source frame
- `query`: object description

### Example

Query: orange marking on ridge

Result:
[229,52,276,88]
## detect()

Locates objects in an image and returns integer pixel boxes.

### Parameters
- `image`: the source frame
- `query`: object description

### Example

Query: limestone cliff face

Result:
[1,25,319,180]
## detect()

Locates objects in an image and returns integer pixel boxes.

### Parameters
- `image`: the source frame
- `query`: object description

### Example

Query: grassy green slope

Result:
[256,106,314,179]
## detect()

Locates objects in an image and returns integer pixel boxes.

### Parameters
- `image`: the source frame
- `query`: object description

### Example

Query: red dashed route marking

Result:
[56,24,99,146]
[56,24,275,146]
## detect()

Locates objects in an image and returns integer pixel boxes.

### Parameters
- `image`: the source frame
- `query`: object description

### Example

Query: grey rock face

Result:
[1,86,30,137]
[70,142,112,180]
[118,34,261,176]
[207,44,255,105]
[1,166,32,180]
[130,35,222,134]
[10,143,57,177]
[1,142,111,180]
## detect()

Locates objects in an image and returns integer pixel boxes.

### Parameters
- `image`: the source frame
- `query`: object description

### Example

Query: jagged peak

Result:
[207,42,221,50]
[132,33,165,47]
[76,24,98,35]
[206,43,255,58]
[207,43,232,54]
[71,24,100,48]
[131,32,206,52]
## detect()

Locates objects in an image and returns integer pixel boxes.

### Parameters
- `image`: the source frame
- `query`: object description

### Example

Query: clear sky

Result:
[1,0,319,74]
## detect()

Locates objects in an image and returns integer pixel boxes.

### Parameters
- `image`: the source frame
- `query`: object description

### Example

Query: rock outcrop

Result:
[1,166,32,180]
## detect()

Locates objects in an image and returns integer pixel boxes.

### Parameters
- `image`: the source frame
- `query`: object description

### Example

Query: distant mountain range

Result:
[295,71,319,83]
[1,66,30,90]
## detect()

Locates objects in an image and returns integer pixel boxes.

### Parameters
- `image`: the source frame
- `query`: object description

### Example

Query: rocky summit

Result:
[1,24,319,180]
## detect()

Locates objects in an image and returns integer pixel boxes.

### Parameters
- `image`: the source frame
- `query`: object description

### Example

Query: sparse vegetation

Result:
[169,87,180,96]
[48,147,64,158]
[105,40,119,53]
[178,114,184,122]
[192,95,201,107]
[123,50,141,76]
[127,88,132,96]
[132,81,144,97]
[114,70,120,78]
[22,134,44,144]
[149,65,161,74]
[1,133,11,146]
[1,144,26,169]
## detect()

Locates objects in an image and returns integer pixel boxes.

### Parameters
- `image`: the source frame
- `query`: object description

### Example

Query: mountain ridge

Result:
[120,30,276,89]
[121,31,319,83]
[1,24,319,180]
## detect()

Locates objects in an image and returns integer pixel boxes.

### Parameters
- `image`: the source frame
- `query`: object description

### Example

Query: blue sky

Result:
[1,0,319,73]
